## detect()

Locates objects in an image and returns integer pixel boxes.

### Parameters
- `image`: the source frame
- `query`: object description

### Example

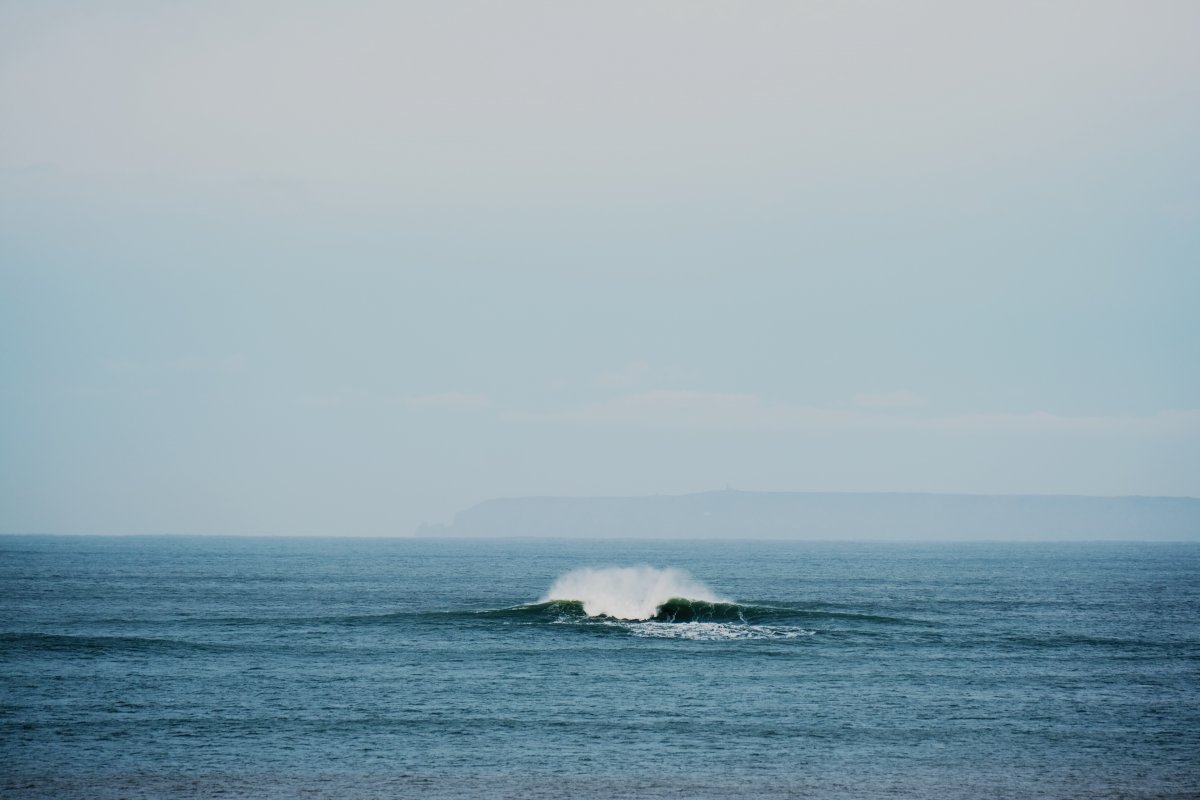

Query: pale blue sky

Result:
[2,1,1198,534]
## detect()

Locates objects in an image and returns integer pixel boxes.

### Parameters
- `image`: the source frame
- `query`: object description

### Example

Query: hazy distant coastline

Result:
[420,490,1200,541]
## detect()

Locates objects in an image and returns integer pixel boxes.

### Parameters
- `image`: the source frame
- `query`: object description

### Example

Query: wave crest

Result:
[539,566,727,620]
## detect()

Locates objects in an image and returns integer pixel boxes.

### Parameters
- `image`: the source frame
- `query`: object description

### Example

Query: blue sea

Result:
[2,536,1198,799]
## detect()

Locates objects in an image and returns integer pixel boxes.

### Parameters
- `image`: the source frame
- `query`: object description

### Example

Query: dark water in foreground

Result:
[2,537,1198,799]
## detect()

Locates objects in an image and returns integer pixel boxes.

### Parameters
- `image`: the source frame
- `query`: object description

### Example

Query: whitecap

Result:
[540,565,725,620]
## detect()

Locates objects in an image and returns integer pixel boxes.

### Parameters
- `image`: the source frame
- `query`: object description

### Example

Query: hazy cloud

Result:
[299,388,376,410]
[103,354,250,375]
[853,390,924,409]
[555,391,854,433]
[407,392,491,412]
[595,362,652,388]
[594,361,652,387]
[552,391,1200,437]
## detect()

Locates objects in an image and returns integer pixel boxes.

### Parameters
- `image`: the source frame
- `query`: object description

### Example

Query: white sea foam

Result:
[620,622,815,641]
[540,566,726,620]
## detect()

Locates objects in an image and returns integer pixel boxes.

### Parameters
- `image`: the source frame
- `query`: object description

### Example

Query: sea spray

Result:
[540,566,726,620]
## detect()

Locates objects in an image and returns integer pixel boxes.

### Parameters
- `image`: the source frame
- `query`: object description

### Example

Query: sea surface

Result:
[2,536,1198,799]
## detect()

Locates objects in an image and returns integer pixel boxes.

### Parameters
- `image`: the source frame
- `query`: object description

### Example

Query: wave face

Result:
[539,566,726,620]
[490,599,815,640]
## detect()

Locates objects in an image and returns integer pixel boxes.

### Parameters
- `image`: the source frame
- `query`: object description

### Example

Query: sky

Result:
[2,1,1198,536]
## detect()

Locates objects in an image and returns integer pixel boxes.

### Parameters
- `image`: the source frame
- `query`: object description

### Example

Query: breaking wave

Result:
[524,566,817,640]
[502,597,779,623]
[539,566,726,620]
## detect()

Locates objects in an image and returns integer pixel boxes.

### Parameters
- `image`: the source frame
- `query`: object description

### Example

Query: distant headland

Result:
[418,490,1200,541]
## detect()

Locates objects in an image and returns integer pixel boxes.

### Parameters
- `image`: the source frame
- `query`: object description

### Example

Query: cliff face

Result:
[421,490,1200,540]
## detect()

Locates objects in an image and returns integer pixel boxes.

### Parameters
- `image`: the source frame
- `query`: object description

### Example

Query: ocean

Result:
[1,536,1197,799]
